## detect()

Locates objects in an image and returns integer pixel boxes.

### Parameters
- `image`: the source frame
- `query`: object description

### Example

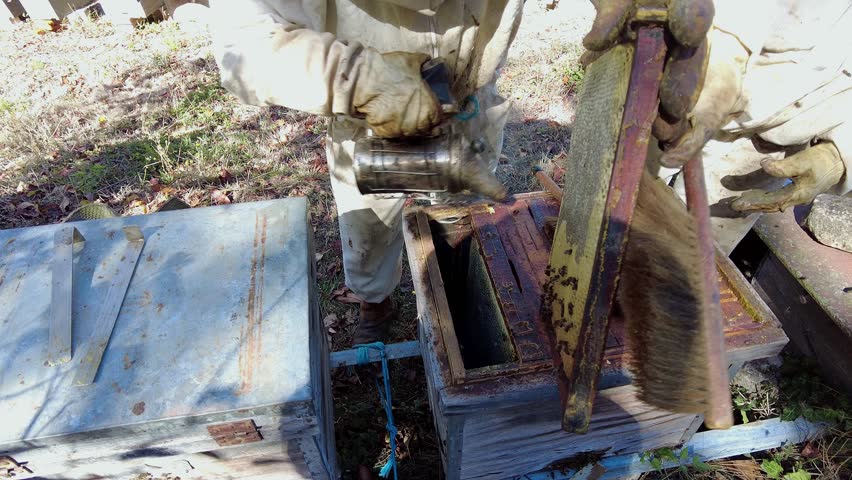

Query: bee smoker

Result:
[352,58,495,196]
[353,128,488,195]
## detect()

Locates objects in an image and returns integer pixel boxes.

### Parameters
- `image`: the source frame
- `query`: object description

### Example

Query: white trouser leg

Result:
[327,119,405,303]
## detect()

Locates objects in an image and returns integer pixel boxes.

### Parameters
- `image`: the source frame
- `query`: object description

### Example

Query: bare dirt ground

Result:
[1,2,848,479]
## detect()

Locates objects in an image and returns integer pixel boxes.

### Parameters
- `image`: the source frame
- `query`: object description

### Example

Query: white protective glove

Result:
[210,1,441,138]
[353,51,443,138]
[730,142,846,213]
[582,0,717,154]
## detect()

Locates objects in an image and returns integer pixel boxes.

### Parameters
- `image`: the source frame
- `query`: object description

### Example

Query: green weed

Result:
[759,449,813,480]
[170,83,231,129]
[640,447,712,477]
[70,140,160,194]
[561,63,585,93]
[0,99,16,115]
[778,354,851,429]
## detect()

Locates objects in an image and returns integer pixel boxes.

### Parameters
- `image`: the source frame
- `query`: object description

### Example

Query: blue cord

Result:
[455,95,480,121]
[354,342,398,480]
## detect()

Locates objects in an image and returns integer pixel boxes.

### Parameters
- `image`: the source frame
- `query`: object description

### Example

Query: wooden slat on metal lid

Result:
[47,226,85,366]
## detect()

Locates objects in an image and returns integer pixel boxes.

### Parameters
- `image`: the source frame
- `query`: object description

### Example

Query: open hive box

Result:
[403,191,788,480]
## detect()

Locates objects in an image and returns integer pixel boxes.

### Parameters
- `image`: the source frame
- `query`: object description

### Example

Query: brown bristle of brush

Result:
[618,170,710,413]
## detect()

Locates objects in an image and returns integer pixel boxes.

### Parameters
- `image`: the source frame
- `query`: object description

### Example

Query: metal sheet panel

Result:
[0,198,314,443]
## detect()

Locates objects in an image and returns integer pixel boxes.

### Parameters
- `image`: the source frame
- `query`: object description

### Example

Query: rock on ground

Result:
[804,193,852,253]
[731,356,783,393]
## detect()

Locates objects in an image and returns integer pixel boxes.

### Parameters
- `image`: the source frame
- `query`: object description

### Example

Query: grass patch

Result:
[68,140,161,194]
[777,355,851,429]
[642,352,851,480]
[170,82,232,129]
[561,62,585,94]
[0,98,18,115]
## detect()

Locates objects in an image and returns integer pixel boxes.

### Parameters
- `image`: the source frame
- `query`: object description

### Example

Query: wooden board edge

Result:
[523,417,827,480]
[329,341,421,368]
[415,211,465,385]
[403,209,465,385]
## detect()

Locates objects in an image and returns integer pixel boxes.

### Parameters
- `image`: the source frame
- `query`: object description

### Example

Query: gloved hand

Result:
[583,0,713,51]
[656,30,748,167]
[730,142,846,213]
[353,51,443,138]
[583,0,749,169]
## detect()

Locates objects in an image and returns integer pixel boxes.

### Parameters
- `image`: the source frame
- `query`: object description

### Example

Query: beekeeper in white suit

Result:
[204,0,733,343]
[648,0,852,253]
[207,0,528,343]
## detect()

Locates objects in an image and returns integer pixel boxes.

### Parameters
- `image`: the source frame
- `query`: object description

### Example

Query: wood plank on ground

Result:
[523,417,827,480]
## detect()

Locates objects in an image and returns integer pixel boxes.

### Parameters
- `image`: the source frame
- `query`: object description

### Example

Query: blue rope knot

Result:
[354,342,398,480]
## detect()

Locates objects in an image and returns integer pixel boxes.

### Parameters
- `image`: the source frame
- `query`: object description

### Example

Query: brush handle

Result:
[683,155,734,429]
[532,166,564,203]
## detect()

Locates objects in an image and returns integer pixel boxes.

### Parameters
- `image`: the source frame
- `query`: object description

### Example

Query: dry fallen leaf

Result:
[332,287,362,304]
[126,199,148,215]
[59,195,70,212]
[211,189,231,205]
[323,314,339,329]
[800,441,819,459]
[219,168,235,184]
[16,202,39,218]
[315,252,324,262]
[149,178,163,193]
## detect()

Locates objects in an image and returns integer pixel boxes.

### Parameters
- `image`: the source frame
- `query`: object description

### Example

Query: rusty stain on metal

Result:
[131,401,145,416]
[123,353,135,370]
[754,210,852,329]
[207,419,263,446]
[238,213,268,395]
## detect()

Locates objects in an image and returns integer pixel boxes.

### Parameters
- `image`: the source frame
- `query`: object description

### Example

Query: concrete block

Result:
[804,193,852,253]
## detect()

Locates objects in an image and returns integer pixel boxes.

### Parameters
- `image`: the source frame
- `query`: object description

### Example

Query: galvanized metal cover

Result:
[0,198,313,443]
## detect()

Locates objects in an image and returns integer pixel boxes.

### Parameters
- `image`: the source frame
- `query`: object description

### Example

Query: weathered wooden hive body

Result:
[0,199,338,479]
[403,192,788,480]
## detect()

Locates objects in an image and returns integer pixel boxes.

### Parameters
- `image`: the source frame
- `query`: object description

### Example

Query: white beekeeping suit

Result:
[657,0,852,253]
[207,0,521,342]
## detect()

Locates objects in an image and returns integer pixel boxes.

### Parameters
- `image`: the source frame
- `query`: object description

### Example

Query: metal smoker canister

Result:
[353,131,470,195]
[353,57,470,195]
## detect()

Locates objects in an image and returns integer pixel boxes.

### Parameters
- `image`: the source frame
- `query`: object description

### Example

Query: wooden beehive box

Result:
[403,192,787,480]
[0,199,338,479]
